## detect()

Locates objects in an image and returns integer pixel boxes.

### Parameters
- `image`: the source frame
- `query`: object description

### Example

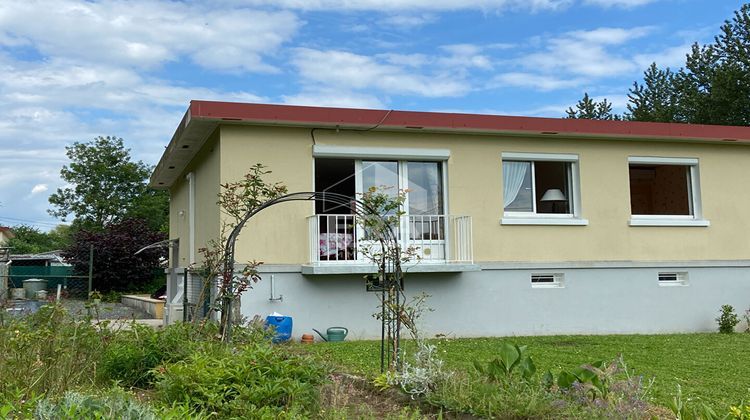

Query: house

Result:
[151,100,750,338]
[0,227,14,246]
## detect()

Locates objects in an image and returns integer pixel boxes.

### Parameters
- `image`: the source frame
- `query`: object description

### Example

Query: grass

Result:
[306,333,750,411]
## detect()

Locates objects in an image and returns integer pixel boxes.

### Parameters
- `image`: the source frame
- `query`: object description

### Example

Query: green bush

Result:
[717,304,740,334]
[98,322,218,387]
[154,341,327,418]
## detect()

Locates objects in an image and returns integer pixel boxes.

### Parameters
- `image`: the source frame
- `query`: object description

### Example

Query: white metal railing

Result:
[307,214,473,265]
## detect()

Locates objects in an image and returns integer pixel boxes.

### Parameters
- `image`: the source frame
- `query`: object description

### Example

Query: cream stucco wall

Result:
[189,125,750,265]
[169,132,221,267]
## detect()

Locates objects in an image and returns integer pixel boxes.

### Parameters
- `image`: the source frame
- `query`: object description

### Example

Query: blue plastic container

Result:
[265,315,293,343]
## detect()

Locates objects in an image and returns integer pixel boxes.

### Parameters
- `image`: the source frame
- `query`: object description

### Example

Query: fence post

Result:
[183,267,188,322]
[88,244,94,297]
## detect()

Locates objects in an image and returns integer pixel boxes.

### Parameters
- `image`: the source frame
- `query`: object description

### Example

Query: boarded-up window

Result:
[629,164,691,215]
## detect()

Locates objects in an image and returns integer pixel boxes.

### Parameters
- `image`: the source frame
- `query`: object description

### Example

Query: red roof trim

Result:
[189,100,750,143]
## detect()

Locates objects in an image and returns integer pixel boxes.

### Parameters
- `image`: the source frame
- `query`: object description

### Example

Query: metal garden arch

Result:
[220,191,405,372]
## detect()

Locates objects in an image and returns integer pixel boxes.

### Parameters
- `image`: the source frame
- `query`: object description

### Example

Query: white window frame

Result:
[531,273,565,288]
[628,156,709,227]
[501,152,588,226]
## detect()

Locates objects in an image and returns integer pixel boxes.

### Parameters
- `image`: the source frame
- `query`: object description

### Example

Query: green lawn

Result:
[306,333,750,410]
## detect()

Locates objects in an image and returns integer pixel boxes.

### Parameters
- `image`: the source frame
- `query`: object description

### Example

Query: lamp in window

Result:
[540,188,566,213]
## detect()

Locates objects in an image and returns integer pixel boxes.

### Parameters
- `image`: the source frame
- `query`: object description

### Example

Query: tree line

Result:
[7,136,169,292]
[566,4,750,125]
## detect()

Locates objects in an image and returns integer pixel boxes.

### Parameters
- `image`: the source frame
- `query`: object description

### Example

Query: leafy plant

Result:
[667,384,723,420]
[34,387,209,420]
[154,341,326,418]
[473,342,536,382]
[98,321,219,388]
[388,341,449,398]
[717,304,740,334]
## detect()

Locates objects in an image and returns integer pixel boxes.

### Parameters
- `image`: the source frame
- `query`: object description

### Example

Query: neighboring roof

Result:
[151,100,750,189]
[0,227,15,239]
[9,250,66,264]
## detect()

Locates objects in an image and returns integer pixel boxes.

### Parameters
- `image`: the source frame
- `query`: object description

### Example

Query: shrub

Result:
[388,340,449,398]
[154,341,327,418]
[98,322,218,388]
[717,304,740,334]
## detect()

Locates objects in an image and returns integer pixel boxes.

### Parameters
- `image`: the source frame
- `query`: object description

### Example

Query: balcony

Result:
[303,214,476,274]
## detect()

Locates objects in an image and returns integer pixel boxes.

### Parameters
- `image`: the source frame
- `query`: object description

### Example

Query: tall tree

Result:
[565,93,619,120]
[675,4,750,126]
[62,218,166,292]
[5,225,71,255]
[627,63,680,122]
[48,136,168,231]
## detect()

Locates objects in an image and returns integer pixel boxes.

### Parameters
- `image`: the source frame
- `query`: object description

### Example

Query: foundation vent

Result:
[658,272,688,286]
[531,273,564,288]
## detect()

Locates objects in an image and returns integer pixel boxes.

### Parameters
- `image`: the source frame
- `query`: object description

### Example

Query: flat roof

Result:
[151,100,750,189]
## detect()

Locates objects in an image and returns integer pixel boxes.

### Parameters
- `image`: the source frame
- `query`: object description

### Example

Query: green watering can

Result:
[313,327,348,342]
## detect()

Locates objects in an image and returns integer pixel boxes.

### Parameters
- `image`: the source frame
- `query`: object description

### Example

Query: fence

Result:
[3,265,90,299]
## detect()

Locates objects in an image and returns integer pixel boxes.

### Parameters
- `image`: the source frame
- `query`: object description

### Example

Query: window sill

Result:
[629,218,710,227]
[658,282,689,287]
[501,217,589,226]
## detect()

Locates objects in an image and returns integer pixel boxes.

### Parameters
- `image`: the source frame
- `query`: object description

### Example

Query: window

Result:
[313,158,447,260]
[628,157,709,226]
[531,273,564,288]
[658,272,688,286]
[501,153,587,225]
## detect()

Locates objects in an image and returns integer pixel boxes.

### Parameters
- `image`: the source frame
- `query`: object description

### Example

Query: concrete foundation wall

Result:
[241,263,750,339]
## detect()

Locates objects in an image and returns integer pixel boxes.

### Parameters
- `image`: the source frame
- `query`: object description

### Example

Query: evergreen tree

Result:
[565,93,619,120]
[627,63,680,122]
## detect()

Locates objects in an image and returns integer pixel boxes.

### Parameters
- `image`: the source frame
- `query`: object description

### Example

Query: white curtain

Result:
[503,161,529,207]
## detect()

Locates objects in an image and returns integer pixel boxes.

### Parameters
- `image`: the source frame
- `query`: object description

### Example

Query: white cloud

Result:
[380,13,438,28]
[231,0,574,12]
[633,43,691,70]
[583,0,657,8]
[0,0,299,73]
[291,48,471,97]
[520,26,652,77]
[282,90,386,109]
[492,72,584,90]
[30,184,48,195]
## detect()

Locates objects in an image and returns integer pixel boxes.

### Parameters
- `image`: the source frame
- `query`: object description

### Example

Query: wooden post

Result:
[87,244,94,297]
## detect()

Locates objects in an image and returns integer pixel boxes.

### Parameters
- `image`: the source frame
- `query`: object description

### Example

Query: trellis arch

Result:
[220,191,404,371]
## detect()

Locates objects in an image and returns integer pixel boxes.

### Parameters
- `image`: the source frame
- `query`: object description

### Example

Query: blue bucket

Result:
[265,315,293,343]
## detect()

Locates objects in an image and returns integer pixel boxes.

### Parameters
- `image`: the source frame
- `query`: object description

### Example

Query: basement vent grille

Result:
[658,272,688,286]
[531,273,564,288]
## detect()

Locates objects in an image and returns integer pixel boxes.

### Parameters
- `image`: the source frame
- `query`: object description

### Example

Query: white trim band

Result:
[502,152,579,162]
[629,218,710,227]
[628,156,699,165]
[313,145,450,161]
[501,217,589,226]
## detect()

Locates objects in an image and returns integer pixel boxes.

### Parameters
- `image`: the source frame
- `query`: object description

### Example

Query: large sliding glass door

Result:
[314,158,446,262]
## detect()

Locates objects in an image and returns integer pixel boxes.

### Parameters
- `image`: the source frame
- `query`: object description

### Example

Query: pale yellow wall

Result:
[169,176,187,265]
[207,125,750,264]
[219,125,314,266]
[169,132,221,267]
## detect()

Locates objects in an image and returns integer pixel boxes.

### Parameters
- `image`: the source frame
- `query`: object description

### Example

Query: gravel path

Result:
[62,299,154,320]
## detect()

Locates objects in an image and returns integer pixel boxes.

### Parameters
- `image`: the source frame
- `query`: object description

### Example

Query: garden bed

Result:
[305,333,750,413]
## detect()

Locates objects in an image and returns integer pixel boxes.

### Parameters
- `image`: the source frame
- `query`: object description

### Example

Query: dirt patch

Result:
[320,373,479,419]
